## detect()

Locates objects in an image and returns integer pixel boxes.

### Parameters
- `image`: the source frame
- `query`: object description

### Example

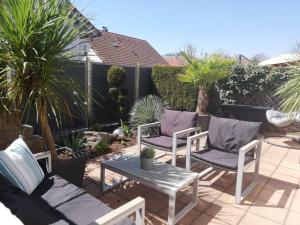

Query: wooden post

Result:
[85,57,92,128]
[135,62,140,101]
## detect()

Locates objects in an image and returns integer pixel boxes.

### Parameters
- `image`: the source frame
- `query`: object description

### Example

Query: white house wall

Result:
[69,38,102,63]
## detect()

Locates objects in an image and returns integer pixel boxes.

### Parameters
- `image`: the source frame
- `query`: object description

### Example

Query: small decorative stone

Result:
[112,128,124,140]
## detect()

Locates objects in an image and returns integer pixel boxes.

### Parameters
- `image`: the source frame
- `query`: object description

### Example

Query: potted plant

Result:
[53,131,89,186]
[140,147,155,170]
[179,52,235,130]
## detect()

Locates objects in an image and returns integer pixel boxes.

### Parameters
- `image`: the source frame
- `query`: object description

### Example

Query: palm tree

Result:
[179,53,234,114]
[276,64,300,113]
[0,0,86,160]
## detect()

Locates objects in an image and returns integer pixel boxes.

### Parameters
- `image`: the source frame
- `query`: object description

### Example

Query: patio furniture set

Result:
[0,110,262,225]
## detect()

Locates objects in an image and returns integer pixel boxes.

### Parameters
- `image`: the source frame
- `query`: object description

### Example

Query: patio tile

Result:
[285,211,300,225]
[275,166,300,179]
[176,209,202,225]
[82,182,104,198]
[112,182,150,200]
[248,199,289,224]
[280,160,300,170]
[142,190,169,213]
[256,188,293,208]
[191,213,229,225]
[271,173,299,185]
[85,161,100,172]
[238,212,280,225]
[86,167,100,181]
[198,186,224,204]
[216,190,254,210]
[292,187,300,199]
[205,201,246,225]
[98,192,128,208]
[289,197,300,213]
[178,193,211,212]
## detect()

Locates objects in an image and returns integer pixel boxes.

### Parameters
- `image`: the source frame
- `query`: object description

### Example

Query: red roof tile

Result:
[90,31,167,67]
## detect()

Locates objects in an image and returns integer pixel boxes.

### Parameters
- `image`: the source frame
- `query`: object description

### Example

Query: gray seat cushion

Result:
[32,174,133,225]
[160,110,198,139]
[207,116,261,154]
[191,149,254,170]
[0,174,64,225]
[141,135,187,150]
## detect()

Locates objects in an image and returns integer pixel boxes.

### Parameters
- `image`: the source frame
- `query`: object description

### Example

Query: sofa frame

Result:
[34,151,145,225]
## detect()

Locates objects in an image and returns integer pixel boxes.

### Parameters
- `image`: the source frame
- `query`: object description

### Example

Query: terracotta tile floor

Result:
[83,136,300,225]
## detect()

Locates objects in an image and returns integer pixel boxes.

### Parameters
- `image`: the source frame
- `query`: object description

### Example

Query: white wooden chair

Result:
[137,109,200,166]
[185,116,262,204]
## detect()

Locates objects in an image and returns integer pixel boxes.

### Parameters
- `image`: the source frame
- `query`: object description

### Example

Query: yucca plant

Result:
[179,53,235,114]
[0,0,87,160]
[129,95,168,134]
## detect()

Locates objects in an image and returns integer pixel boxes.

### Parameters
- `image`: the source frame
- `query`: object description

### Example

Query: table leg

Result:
[101,163,106,191]
[192,175,199,205]
[168,193,176,225]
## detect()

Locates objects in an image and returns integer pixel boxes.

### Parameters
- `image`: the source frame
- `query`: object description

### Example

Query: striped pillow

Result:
[0,137,44,194]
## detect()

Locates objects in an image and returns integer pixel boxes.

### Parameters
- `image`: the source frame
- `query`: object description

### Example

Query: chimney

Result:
[102,26,108,32]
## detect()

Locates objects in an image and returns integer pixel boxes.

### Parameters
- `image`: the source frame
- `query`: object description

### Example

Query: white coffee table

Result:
[101,154,199,225]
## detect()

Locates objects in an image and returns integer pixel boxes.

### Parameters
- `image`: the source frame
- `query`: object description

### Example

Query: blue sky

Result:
[74,0,300,58]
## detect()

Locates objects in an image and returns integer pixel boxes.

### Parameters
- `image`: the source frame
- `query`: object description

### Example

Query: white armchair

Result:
[185,116,262,204]
[137,110,200,166]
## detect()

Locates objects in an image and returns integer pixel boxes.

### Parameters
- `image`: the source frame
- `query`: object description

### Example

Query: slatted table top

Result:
[101,154,199,193]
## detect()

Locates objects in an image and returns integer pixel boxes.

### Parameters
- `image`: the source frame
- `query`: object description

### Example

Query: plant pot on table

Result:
[52,147,88,187]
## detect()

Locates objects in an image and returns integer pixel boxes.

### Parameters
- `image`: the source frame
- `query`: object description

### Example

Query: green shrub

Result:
[152,65,197,111]
[120,119,131,138]
[216,63,290,105]
[129,95,168,134]
[95,140,109,154]
[58,131,87,150]
[140,147,155,159]
[107,66,126,86]
[107,65,128,119]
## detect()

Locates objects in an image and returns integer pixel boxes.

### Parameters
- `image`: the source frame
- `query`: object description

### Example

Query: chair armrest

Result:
[138,122,160,130]
[173,127,201,138]
[137,122,160,142]
[239,139,261,154]
[91,197,145,225]
[185,131,208,170]
[187,131,208,144]
[34,151,52,173]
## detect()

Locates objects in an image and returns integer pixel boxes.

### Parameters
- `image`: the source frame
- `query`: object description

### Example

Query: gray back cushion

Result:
[160,110,198,139]
[207,116,261,154]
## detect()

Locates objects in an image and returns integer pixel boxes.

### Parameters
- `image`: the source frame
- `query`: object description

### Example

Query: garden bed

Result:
[56,129,137,160]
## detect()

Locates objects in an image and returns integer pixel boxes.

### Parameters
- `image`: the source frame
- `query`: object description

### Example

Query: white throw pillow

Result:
[0,137,44,194]
[0,202,23,225]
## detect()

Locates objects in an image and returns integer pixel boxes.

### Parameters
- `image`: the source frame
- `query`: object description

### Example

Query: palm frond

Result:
[179,53,235,90]
[0,0,86,128]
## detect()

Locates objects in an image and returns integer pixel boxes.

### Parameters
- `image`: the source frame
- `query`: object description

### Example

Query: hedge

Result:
[216,63,290,105]
[152,65,197,111]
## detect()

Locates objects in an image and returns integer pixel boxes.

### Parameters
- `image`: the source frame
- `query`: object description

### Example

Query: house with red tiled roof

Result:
[163,53,186,67]
[88,29,167,67]
[69,4,167,67]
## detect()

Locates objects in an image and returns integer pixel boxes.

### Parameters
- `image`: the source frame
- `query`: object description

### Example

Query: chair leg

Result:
[172,136,177,166]
[235,153,245,204]
[137,126,142,154]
